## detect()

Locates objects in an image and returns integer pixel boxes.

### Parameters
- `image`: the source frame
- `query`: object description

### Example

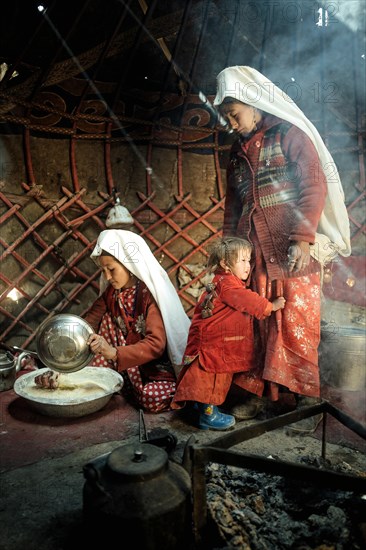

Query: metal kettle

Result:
[82,442,192,550]
[0,346,39,391]
[0,351,17,391]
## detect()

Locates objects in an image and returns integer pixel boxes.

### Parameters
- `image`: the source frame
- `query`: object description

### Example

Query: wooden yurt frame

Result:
[1,98,364,350]
[0,0,365,350]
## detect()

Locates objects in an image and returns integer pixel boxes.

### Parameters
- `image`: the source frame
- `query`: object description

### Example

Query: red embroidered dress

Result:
[224,115,327,399]
[85,282,176,413]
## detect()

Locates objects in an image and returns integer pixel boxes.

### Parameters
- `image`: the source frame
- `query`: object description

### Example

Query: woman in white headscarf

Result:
[84,229,190,413]
[213,66,351,433]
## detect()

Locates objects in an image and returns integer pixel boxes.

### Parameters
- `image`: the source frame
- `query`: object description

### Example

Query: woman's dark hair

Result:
[217,96,243,113]
[221,96,241,104]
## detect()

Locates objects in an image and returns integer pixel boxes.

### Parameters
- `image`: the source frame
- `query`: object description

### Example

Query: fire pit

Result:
[205,460,365,548]
[187,400,366,548]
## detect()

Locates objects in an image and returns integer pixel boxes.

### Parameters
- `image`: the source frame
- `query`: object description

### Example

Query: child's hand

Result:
[272,297,286,311]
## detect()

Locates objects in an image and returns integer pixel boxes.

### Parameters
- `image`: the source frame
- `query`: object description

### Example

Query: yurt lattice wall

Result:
[0,0,365,351]
[0,91,231,349]
[0,89,364,351]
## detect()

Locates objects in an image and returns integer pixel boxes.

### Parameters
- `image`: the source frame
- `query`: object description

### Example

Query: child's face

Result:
[231,248,252,281]
[99,255,131,289]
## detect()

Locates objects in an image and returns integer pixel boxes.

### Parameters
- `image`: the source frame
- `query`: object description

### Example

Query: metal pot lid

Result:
[107,443,168,480]
[35,314,94,373]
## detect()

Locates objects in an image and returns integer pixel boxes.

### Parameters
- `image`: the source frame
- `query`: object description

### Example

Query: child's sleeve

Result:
[220,281,273,320]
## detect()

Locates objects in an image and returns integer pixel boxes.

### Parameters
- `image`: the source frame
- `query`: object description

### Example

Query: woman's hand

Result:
[87,334,117,361]
[287,241,310,272]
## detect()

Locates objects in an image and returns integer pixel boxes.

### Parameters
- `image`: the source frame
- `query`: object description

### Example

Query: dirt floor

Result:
[1,390,366,550]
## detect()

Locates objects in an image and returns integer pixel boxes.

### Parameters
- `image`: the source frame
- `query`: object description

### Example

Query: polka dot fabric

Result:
[90,285,176,413]
[121,367,176,413]
[90,313,122,369]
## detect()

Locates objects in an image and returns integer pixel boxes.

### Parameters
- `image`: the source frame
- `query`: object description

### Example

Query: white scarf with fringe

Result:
[214,66,351,265]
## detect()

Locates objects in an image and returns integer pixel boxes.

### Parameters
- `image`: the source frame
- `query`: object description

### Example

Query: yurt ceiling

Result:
[1,1,365,125]
[0,0,365,348]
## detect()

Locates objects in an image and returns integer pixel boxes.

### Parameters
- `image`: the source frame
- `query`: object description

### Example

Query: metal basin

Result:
[36,314,94,373]
[14,367,123,417]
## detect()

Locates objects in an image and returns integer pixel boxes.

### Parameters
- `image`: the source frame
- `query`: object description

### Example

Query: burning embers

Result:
[205,459,366,549]
[189,401,366,548]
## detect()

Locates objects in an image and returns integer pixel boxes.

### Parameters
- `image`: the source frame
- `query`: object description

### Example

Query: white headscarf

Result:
[214,66,351,264]
[90,229,190,371]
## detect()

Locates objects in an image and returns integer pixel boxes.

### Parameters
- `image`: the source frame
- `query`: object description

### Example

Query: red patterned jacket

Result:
[183,271,273,373]
[223,115,327,280]
[84,283,170,373]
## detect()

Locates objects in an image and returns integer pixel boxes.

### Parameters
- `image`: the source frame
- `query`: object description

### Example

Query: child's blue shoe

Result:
[197,404,235,431]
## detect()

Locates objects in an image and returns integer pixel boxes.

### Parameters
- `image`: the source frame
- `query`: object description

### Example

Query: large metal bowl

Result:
[36,314,94,373]
[14,367,123,418]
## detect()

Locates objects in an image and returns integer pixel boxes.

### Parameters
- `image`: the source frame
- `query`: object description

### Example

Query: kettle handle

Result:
[15,351,39,372]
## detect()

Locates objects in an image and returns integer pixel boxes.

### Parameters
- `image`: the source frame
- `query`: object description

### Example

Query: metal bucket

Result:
[319,325,366,391]
[321,297,365,330]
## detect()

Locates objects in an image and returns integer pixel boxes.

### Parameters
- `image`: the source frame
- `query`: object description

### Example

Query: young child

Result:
[171,237,285,430]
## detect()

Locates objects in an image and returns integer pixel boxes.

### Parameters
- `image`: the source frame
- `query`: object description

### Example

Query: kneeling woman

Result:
[85,229,190,413]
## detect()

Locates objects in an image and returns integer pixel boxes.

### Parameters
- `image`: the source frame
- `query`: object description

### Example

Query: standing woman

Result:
[85,229,190,413]
[213,66,351,433]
